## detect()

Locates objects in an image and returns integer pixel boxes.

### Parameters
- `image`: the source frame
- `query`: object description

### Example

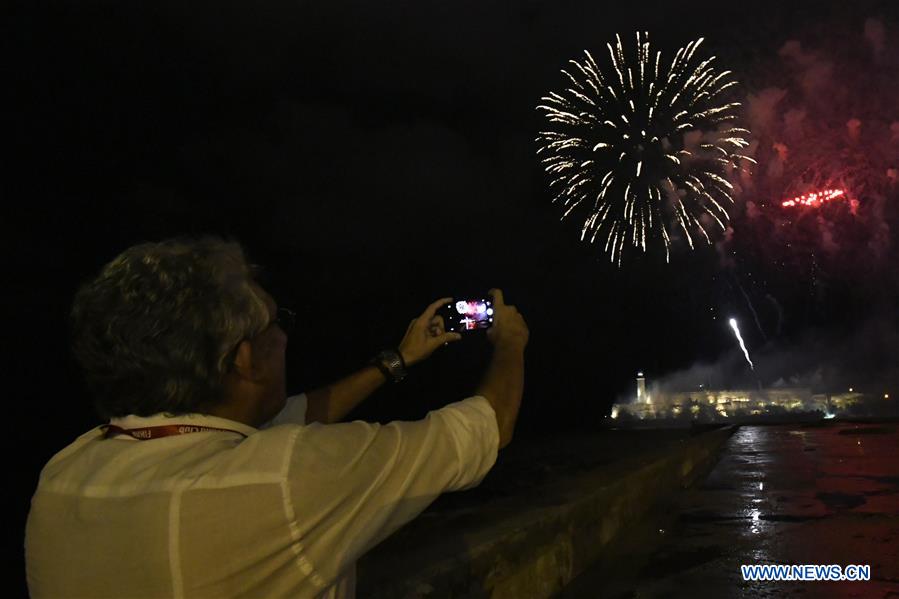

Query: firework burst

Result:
[537,32,753,265]
[781,188,847,208]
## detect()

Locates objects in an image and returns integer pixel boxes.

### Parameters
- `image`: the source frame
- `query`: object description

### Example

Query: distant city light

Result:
[611,371,882,422]
[849,387,854,392]
[886,394,890,399]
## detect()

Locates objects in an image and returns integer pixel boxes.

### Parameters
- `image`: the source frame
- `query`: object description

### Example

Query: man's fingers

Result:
[437,332,462,346]
[489,288,505,306]
[420,297,453,322]
[427,316,444,337]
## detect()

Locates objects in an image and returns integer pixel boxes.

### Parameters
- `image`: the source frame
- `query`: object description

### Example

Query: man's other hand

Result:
[485,289,529,351]
[398,297,463,366]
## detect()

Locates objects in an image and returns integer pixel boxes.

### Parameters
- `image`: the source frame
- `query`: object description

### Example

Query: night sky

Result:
[10,1,899,589]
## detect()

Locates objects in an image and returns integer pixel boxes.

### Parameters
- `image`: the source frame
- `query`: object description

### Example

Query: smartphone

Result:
[441,298,494,332]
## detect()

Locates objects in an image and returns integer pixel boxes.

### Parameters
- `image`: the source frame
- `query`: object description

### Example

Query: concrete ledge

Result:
[358,426,736,598]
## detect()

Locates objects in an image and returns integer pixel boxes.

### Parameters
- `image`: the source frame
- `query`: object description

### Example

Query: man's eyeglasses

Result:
[223,307,297,371]
[271,307,296,335]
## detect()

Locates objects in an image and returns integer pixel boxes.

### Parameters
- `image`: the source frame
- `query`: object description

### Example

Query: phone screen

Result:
[443,298,494,332]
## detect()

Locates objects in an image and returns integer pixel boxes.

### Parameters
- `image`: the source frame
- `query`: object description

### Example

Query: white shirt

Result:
[25,394,499,598]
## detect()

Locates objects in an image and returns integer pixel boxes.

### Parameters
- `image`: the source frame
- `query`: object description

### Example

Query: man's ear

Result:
[231,339,257,380]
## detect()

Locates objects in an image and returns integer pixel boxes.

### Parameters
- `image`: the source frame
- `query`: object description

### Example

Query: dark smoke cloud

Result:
[672,16,899,395]
[732,17,899,270]
[643,308,899,397]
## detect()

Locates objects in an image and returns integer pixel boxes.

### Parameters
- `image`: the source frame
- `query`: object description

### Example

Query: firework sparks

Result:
[780,188,846,208]
[537,32,752,265]
[728,317,754,370]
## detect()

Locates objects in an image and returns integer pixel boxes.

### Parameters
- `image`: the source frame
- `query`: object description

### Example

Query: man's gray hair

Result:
[70,237,271,419]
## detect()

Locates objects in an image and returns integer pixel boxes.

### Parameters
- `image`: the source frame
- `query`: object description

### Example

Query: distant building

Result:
[609,372,874,423]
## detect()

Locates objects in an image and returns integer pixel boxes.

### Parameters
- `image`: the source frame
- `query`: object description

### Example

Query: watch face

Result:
[379,351,406,381]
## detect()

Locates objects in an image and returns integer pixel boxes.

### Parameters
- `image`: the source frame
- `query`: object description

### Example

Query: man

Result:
[25,237,528,598]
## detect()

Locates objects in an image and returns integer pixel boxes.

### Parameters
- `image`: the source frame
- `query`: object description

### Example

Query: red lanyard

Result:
[101,423,248,440]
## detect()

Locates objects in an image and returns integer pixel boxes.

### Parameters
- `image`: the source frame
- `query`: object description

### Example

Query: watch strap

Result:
[371,349,407,383]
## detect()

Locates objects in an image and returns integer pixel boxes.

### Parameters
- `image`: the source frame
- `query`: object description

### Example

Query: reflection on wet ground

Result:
[560,423,899,598]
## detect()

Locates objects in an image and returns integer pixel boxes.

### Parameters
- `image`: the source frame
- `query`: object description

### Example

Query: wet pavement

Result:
[560,422,899,598]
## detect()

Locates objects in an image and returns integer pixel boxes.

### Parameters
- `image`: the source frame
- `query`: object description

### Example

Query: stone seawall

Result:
[358,426,736,598]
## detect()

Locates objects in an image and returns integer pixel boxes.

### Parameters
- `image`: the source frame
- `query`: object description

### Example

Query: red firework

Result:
[781,188,847,208]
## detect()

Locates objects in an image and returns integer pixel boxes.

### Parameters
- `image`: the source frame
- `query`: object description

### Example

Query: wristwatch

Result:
[371,349,407,383]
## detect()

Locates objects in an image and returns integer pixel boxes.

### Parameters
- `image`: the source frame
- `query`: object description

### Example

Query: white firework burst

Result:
[537,32,754,265]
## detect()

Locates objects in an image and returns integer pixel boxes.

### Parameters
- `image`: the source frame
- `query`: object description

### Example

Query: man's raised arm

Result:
[475,288,529,448]
[305,297,463,424]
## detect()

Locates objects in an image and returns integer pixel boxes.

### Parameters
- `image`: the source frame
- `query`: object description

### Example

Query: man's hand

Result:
[485,289,529,351]
[398,297,463,366]
[475,288,527,449]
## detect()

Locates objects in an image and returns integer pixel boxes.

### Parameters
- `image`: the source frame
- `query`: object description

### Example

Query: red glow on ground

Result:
[781,188,846,208]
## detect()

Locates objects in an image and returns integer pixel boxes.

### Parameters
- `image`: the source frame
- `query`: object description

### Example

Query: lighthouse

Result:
[636,371,649,404]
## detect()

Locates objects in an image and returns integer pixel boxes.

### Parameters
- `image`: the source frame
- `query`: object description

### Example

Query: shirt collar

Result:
[108,413,258,438]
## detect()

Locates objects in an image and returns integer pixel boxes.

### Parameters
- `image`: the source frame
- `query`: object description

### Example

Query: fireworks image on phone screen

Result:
[447,299,493,331]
